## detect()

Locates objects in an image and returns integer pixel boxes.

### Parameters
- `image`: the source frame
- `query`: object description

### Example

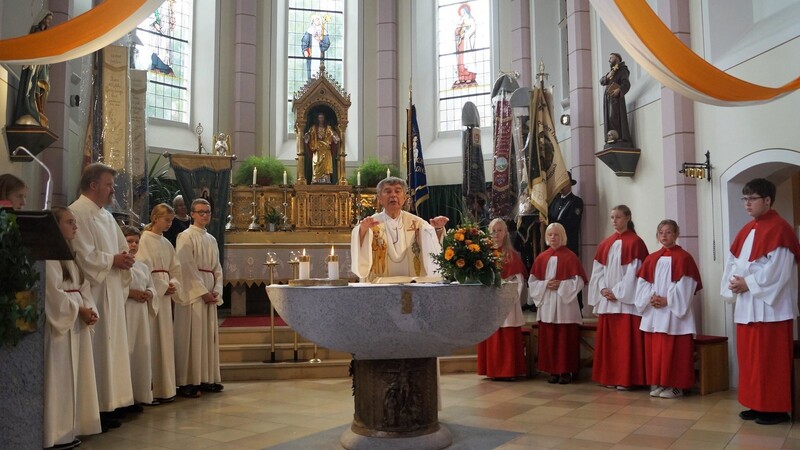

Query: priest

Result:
[351,176,448,281]
[721,178,800,426]
[69,163,135,430]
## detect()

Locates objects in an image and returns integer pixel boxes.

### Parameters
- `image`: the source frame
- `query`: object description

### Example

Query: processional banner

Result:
[407,105,429,214]
[528,86,570,222]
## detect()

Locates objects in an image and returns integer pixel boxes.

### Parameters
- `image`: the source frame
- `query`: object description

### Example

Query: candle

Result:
[386,168,391,178]
[356,171,361,186]
[283,170,287,185]
[327,246,339,280]
[252,167,258,185]
[298,248,310,280]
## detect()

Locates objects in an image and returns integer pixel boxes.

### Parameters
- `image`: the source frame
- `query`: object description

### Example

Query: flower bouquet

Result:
[432,225,502,287]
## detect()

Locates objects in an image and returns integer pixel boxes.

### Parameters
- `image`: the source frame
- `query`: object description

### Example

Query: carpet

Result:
[220,315,287,327]
[264,423,522,449]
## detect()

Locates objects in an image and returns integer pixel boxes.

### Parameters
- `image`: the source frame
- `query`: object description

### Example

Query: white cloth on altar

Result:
[635,256,697,335]
[69,194,133,411]
[125,260,157,404]
[528,256,584,324]
[587,240,642,315]
[43,260,101,448]
[350,210,442,281]
[720,230,799,324]
[137,230,181,399]
[174,225,223,386]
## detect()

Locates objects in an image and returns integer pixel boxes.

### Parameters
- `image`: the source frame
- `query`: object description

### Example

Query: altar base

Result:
[342,357,451,450]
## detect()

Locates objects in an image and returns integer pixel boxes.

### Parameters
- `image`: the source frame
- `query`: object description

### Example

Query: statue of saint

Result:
[14,11,53,127]
[303,112,339,184]
[214,133,231,156]
[600,53,632,146]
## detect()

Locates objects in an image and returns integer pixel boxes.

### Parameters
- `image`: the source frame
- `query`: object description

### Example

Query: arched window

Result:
[135,0,193,123]
[286,0,345,134]
[437,0,493,132]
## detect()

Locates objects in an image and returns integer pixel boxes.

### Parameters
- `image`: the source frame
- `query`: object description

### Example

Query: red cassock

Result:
[729,209,800,412]
[478,248,527,378]
[531,247,587,375]
[638,246,702,389]
[591,230,649,387]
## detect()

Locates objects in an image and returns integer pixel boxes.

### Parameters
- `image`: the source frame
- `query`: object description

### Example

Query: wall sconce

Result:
[560,114,570,126]
[679,150,712,182]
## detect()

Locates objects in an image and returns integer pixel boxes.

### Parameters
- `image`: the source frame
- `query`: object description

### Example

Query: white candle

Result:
[327,246,339,279]
[283,170,287,185]
[356,171,361,186]
[252,167,258,185]
[298,249,310,280]
[386,168,391,178]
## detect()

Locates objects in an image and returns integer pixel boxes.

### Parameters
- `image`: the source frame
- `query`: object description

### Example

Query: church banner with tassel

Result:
[528,85,570,221]
[407,105,430,216]
[168,154,234,259]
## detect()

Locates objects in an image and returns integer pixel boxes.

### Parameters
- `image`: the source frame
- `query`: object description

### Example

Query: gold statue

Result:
[303,112,339,184]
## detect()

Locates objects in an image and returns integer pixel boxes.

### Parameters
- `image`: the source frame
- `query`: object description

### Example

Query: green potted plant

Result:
[234,156,293,186]
[265,207,282,232]
[347,158,399,187]
[0,209,40,347]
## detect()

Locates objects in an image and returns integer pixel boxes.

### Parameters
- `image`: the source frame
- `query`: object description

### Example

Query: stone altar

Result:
[266,282,517,449]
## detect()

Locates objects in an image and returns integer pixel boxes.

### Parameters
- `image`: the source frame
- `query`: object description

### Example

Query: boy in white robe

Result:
[68,163,135,429]
[175,198,224,397]
[121,225,158,406]
[44,206,101,448]
[137,203,181,403]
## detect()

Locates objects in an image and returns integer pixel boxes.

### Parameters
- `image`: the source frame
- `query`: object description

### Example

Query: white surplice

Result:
[720,230,799,324]
[528,256,584,325]
[43,260,101,448]
[125,260,157,404]
[137,230,181,399]
[587,241,642,315]
[174,225,223,386]
[634,257,697,335]
[350,210,442,281]
[69,194,134,411]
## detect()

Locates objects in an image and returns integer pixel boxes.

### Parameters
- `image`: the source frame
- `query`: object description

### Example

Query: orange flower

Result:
[444,247,455,260]
[454,232,465,241]
[492,250,501,258]
[456,259,466,268]
[465,239,472,245]
[474,260,484,269]
[468,244,481,252]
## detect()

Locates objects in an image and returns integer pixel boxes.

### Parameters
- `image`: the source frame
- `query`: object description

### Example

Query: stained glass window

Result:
[135,0,193,123]
[438,0,493,132]
[287,0,345,134]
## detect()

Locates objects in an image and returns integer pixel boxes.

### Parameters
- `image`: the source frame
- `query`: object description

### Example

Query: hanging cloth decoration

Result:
[590,0,800,105]
[0,0,163,65]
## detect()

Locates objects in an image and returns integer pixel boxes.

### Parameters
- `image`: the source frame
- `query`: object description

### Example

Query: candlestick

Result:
[252,167,258,185]
[298,253,310,280]
[356,171,361,186]
[386,168,391,178]
[283,170,287,185]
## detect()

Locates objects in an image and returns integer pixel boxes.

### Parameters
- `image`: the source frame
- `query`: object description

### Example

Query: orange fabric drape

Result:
[592,0,800,105]
[0,0,162,65]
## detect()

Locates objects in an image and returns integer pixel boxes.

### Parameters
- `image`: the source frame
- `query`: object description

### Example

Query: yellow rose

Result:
[474,260,484,269]
[454,233,465,242]
[456,259,466,268]
[444,247,455,261]
[468,244,481,252]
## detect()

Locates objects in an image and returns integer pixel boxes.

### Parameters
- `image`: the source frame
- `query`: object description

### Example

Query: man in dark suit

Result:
[548,171,584,310]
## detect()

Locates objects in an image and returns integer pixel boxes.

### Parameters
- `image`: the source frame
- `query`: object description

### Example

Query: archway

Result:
[719,148,800,387]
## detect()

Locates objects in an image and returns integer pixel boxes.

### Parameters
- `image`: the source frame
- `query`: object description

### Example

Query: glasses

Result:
[192,210,212,216]
[740,196,763,203]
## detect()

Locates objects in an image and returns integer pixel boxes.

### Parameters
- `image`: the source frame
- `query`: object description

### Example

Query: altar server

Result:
[69,163,135,428]
[588,204,649,390]
[351,176,448,281]
[44,206,101,449]
[137,203,181,403]
[121,225,157,406]
[477,218,527,380]
[175,198,224,397]
[528,223,587,384]
[721,178,800,425]
[635,220,702,399]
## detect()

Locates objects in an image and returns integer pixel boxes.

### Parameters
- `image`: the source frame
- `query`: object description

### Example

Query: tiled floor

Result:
[77,373,799,449]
